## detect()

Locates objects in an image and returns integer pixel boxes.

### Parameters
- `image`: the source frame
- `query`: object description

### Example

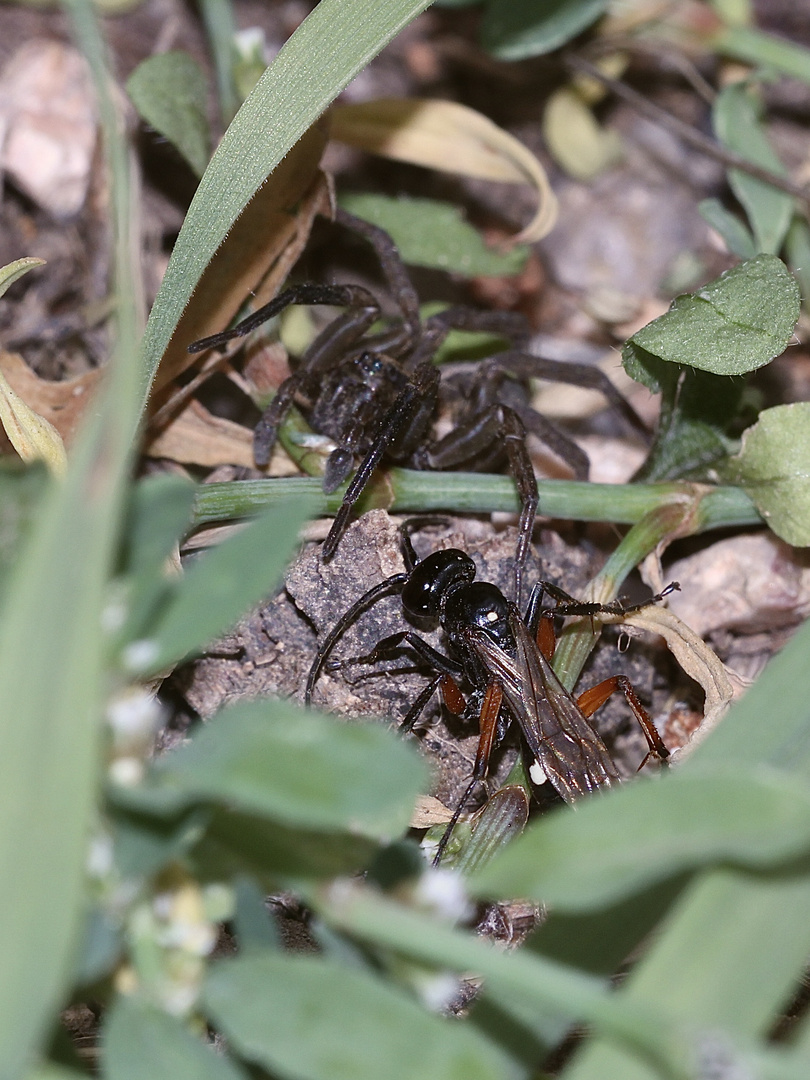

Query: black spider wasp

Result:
[189,208,647,605]
[305,520,674,863]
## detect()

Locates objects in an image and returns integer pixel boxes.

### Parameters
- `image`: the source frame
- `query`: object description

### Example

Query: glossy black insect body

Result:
[189,209,647,604]
[306,523,672,860]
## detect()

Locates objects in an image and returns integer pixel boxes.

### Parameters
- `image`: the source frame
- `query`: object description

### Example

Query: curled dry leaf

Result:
[411,795,454,829]
[606,605,737,758]
[143,397,298,475]
[330,98,558,243]
[0,349,100,458]
[151,128,330,398]
[0,367,67,476]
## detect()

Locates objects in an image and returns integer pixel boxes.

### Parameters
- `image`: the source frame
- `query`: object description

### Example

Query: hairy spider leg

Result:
[320,361,441,560]
[425,404,538,608]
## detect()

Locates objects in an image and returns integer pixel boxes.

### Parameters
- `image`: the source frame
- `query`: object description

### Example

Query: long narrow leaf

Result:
[138,0,433,405]
[0,0,142,1074]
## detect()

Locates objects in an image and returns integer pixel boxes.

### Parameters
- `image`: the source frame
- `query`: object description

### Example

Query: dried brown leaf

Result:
[330,98,558,243]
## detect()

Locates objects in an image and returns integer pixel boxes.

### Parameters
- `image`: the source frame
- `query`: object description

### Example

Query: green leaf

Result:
[714,25,810,89]
[631,367,743,483]
[713,83,794,255]
[129,496,313,674]
[232,875,279,952]
[198,809,380,882]
[203,953,516,1080]
[123,475,197,580]
[470,769,810,911]
[623,254,800,377]
[26,1067,87,1080]
[481,0,609,60]
[562,871,810,1080]
[317,886,683,1072]
[340,194,528,276]
[103,995,249,1080]
[142,698,426,839]
[0,257,45,301]
[108,805,208,880]
[698,197,756,259]
[728,402,810,545]
[198,0,239,123]
[72,906,122,987]
[126,52,211,177]
[0,0,143,1071]
[118,474,197,643]
[138,0,434,411]
[554,611,810,1078]
[0,461,48,609]
[786,216,810,314]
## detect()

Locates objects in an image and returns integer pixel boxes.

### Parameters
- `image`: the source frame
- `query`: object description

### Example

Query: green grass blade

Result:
[0,0,142,1073]
[138,0,433,408]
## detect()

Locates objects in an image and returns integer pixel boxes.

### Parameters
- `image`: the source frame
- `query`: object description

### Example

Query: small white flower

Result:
[107,688,162,742]
[86,832,114,879]
[414,971,462,1013]
[233,26,267,60]
[100,597,128,634]
[121,639,160,675]
[413,868,471,923]
[108,756,145,787]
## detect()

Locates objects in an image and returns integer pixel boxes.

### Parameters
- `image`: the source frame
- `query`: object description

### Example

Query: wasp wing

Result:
[466,608,619,804]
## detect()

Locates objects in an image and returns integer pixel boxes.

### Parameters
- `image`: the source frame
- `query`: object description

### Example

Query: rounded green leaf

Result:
[126,52,211,177]
[470,769,810,911]
[626,254,800,376]
[729,402,810,546]
[340,193,528,276]
[204,953,515,1080]
[145,699,426,840]
[481,0,609,60]
[103,996,249,1080]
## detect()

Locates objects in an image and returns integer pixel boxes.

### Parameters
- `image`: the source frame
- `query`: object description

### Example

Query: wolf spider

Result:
[189,208,646,605]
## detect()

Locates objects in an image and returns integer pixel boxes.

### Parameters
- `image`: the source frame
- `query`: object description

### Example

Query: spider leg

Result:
[188,283,379,354]
[335,207,421,346]
[485,349,649,438]
[425,404,538,607]
[190,280,386,468]
[321,361,441,561]
[408,306,531,369]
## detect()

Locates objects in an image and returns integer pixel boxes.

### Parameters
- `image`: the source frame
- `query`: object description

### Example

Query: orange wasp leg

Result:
[433,679,504,866]
[576,675,670,768]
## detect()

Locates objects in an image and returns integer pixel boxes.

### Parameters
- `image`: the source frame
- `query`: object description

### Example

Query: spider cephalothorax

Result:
[189,207,646,604]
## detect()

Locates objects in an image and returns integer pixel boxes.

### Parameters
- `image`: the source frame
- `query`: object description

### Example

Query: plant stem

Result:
[190,469,761,532]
